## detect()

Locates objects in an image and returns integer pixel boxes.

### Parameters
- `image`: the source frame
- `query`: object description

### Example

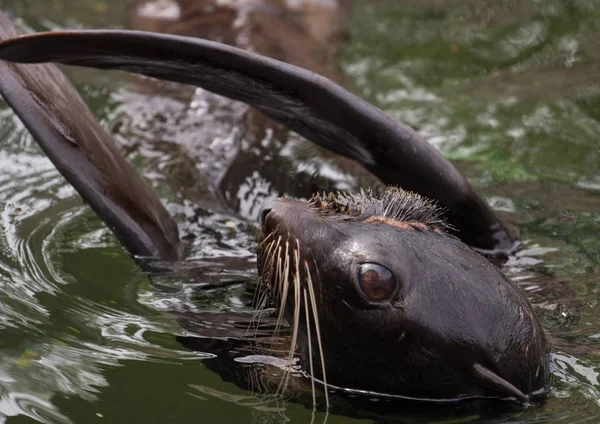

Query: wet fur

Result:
[310,187,450,232]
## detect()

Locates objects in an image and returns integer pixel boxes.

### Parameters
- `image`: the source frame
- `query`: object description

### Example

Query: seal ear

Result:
[472,363,527,402]
[0,13,180,261]
[0,29,515,254]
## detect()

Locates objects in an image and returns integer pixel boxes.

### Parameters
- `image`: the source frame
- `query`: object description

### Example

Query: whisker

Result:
[249,239,276,337]
[274,241,283,300]
[277,244,302,398]
[253,239,274,307]
[270,236,281,299]
[311,255,324,309]
[257,230,275,248]
[257,233,330,411]
[249,291,269,339]
[273,241,291,395]
[263,236,281,278]
[268,235,282,296]
[274,241,290,339]
[270,247,283,337]
[263,246,286,357]
[305,260,329,408]
[304,287,317,408]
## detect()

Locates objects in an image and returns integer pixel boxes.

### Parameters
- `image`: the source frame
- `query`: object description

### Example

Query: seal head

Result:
[258,187,548,402]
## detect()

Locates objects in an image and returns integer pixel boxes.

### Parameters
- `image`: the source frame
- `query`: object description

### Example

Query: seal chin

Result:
[256,189,548,403]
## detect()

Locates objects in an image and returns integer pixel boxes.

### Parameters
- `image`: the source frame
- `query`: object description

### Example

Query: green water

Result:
[0,0,599,423]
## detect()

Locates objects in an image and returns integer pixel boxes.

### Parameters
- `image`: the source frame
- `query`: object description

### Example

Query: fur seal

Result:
[258,189,547,402]
[0,10,548,405]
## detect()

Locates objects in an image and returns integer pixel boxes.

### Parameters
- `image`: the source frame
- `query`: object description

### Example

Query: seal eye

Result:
[356,263,396,301]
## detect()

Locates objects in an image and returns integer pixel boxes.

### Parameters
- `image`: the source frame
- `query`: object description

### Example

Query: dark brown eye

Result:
[356,263,396,301]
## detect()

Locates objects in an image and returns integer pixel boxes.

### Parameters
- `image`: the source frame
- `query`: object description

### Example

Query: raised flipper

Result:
[0,14,180,261]
[0,29,515,253]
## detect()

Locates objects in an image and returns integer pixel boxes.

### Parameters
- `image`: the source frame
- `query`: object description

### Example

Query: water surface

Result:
[0,0,599,423]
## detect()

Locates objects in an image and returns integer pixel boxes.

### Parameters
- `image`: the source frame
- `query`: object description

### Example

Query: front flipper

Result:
[0,15,180,261]
[0,29,514,253]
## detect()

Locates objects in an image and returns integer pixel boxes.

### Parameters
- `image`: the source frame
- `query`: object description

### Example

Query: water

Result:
[0,0,598,422]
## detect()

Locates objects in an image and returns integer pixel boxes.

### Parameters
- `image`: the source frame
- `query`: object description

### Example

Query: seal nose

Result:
[260,198,281,228]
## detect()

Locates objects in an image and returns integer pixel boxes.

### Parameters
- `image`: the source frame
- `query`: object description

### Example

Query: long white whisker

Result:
[252,239,273,308]
[263,235,281,281]
[274,241,290,338]
[249,290,270,338]
[269,235,283,299]
[305,260,329,408]
[249,239,277,337]
[278,245,302,397]
[304,287,317,408]
[257,230,275,248]
[274,240,292,397]
[271,247,284,341]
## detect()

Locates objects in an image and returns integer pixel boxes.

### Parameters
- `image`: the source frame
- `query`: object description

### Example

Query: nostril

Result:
[260,198,282,227]
[260,207,272,227]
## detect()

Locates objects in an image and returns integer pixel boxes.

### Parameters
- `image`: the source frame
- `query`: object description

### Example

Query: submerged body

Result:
[0,3,548,407]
